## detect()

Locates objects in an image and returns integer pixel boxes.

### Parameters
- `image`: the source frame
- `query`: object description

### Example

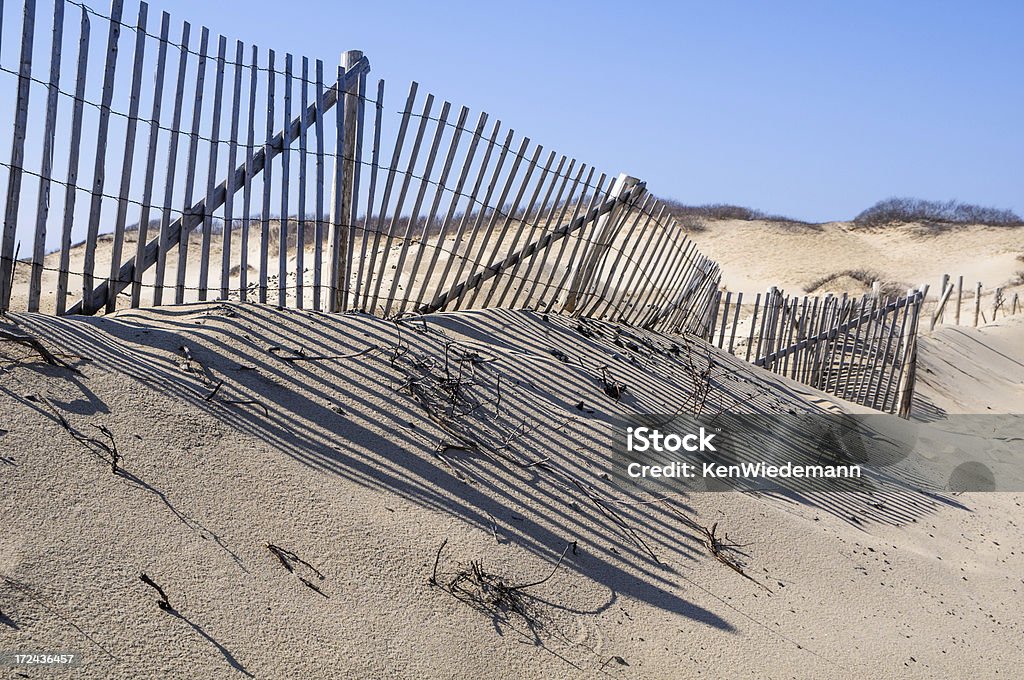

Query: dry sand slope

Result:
[0,303,1022,678]
[685,220,1024,297]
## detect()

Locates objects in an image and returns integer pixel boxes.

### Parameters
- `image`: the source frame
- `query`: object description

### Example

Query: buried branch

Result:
[0,328,81,373]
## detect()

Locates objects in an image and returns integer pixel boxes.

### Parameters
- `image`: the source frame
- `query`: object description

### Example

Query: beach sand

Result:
[1,297,1021,678]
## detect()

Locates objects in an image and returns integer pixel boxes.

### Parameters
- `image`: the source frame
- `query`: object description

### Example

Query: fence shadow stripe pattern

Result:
[1,0,927,417]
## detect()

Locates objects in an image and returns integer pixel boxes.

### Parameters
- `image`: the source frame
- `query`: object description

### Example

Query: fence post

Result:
[936,273,949,324]
[955,275,963,325]
[328,49,364,312]
[897,286,927,419]
[974,281,982,327]
[929,280,954,331]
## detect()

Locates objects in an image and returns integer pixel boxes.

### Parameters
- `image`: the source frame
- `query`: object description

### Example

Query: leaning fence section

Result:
[0,0,721,335]
[702,286,927,416]
[335,81,721,333]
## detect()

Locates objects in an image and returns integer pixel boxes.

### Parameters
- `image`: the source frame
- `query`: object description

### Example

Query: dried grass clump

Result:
[804,269,906,299]
[429,540,569,633]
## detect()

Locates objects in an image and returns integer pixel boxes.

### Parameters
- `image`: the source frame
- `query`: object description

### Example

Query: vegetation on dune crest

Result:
[853,198,1023,230]
[661,196,1022,232]
[660,200,815,232]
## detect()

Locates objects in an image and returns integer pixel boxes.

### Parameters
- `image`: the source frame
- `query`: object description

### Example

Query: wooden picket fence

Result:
[702,286,928,416]
[0,0,938,417]
[0,0,721,335]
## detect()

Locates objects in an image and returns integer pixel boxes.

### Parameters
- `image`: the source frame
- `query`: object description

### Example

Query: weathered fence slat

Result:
[491,152,564,309]
[463,136,537,310]
[130,10,170,309]
[403,105,471,314]
[0,0,36,311]
[311,59,325,310]
[482,148,557,309]
[442,127,516,311]
[343,65,368,310]
[641,234,694,329]
[56,5,90,315]
[469,141,546,310]
[586,193,657,320]
[369,90,434,313]
[293,57,308,307]
[105,1,148,313]
[514,158,580,308]
[541,167,605,312]
[564,173,636,313]
[240,44,258,302]
[258,48,275,304]
[278,53,293,307]
[550,170,613,315]
[220,40,245,301]
[458,134,533,310]
[598,202,662,322]
[427,117,501,310]
[28,0,63,312]
[80,0,123,308]
[352,78,385,310]
[177,25,210,304]
[727,291,742,354]
[152,19,190,307]
[529,165,592,309]
[359,81,418,312]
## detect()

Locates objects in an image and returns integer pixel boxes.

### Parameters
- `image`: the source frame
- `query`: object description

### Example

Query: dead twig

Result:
[33,396,120,473]
[203,379,271,416]
[700,523,772,593]
[139,572,173,611]
[599,366,627,401]
[430,538,448,586]
[507,544,570,591]
[92,424,120,474]
[266,543,328,598]
[204,380,225,402]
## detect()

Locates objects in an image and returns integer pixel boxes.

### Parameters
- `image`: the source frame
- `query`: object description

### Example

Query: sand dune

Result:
[686,219,1024,300]
[1,302,1021,678]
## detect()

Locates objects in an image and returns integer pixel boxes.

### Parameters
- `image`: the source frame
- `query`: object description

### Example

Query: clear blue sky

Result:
[18,0,1024,222]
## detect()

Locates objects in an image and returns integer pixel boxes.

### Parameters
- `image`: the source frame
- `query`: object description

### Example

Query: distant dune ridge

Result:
[658,199,1024,306]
